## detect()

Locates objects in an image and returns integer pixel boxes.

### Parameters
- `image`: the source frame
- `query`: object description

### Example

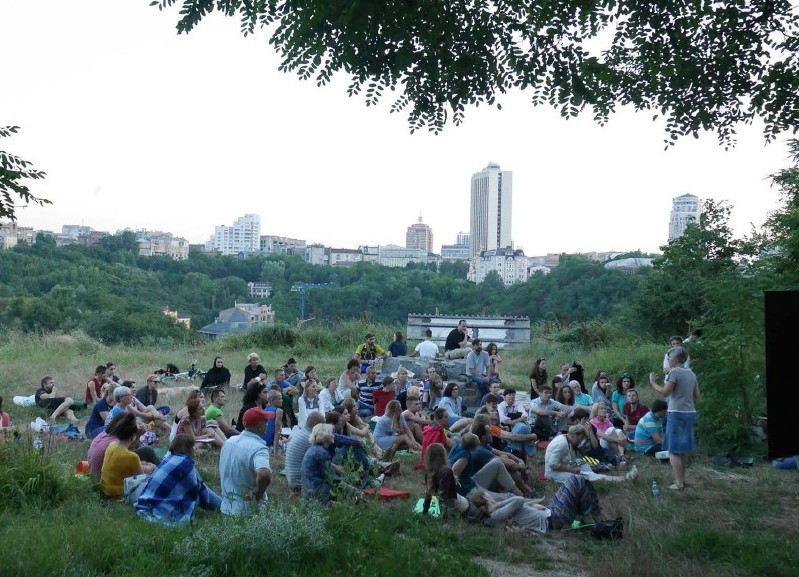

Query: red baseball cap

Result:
[242,408,270,428]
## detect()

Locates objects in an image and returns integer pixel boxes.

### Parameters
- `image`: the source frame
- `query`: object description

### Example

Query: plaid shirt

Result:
[134,453,204,525]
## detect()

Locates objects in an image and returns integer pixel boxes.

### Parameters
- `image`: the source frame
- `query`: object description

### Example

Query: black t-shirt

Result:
[34,387,47,404]
[136,386,157,406]
[243,364,266,388]
[444,328,464,351]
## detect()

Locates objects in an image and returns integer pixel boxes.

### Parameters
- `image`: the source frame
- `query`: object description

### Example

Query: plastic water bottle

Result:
[651,480,660,497]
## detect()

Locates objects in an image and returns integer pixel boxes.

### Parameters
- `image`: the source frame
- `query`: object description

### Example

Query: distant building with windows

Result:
[162,306,191,329]
[137,230,190,260]
[405,215,434,253]
[198,302,275,337]
[329,248,362,266]
[468,247,529,286]
[441,232,470,261]
[0,221,35,248]
[668,194,701,241]
[204,214,261,256]
[304,244,328,266]
[260,235,306,254]
[470,162,513,258]
[378,245,429,268]
[247,282,272,298]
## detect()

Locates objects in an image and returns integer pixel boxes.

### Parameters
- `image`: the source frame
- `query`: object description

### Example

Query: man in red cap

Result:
[219,407,272,515]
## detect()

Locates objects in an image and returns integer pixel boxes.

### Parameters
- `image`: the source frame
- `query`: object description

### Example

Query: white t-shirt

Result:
[414,340,439,358]
[544,434,573,475]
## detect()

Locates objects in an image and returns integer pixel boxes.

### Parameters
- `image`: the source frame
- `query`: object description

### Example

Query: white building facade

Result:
[468,248,529,286]
[668,194,701,241]
[205,214,261,255]
[470,163,513,258]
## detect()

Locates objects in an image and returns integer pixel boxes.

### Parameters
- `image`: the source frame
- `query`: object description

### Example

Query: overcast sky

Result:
[1,1,793,256]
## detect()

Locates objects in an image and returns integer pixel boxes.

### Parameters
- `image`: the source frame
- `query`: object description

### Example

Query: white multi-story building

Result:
[668,194,701,241]
[378,245,429,268]
[405,215,434,253]
[470,163,513,258]
[468,247,529,286]
[205,214,261,256]
[329,248,362,266]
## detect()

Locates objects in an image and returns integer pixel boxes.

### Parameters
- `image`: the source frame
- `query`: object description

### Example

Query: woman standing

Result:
[388,331,407,358]
[485,343,503,383]
[650,346,699,491]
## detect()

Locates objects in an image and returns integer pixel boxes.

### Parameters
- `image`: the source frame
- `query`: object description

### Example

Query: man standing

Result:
[466,338,494,397]
[444,320,471,359]
[411,329,439,358]
[354,333,388,373]
[205,388,239,438]
[219,407,272,515]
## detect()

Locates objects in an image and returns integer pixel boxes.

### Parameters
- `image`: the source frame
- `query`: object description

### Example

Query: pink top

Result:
[1,412,9,428]
[590,416,613,435]
[87,431,116,481]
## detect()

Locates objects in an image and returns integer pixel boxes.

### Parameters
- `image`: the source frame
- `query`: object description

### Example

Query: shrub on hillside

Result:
[0,442,78,511]
[174,500,332,576]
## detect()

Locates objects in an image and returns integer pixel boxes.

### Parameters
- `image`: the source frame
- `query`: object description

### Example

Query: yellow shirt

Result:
[100,441,142,497]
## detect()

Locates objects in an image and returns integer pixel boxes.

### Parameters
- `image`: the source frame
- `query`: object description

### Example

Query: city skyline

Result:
[0,0,792,257]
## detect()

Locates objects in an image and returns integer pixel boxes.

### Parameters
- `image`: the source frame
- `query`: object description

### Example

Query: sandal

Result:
[667,483,684,491]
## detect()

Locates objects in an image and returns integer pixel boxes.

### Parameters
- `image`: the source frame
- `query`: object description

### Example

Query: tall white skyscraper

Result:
[205,213,261,255]
[668,194,701,241]
[469,162,513,258]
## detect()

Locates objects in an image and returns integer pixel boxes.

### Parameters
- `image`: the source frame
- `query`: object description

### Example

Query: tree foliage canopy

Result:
[154,0,799,145]
[0,126,50,221]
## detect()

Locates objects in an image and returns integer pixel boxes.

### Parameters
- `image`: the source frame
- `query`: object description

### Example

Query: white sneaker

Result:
[625,465,639,482]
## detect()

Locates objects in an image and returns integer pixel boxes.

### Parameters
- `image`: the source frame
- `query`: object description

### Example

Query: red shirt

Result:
[373,390,395,417]
[86,377,103,404]
[624,403,649,427]
[422,423,448,460]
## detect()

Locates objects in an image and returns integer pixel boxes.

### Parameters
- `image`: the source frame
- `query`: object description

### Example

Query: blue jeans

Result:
[772,456,798,470]
[357,406,373,418]
[469,375,490,397]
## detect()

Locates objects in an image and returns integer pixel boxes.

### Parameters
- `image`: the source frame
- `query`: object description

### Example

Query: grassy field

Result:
[0,330,797,577]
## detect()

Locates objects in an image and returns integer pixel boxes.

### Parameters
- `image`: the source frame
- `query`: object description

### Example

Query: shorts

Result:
[662,411,696,454]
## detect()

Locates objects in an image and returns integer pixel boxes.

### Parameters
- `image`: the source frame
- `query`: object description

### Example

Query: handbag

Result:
[592,517,624,540]
[123,474,149,504]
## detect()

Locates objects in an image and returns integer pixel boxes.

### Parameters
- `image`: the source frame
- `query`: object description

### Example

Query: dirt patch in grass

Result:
[475,557,585,577]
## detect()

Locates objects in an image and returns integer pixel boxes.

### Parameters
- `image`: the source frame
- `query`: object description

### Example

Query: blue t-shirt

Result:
[448,443,475,495]
[263,405,278,447]
[85,397,111,434]
[470,445,495,471]
[634,412,664,454]
[388,341,407,358]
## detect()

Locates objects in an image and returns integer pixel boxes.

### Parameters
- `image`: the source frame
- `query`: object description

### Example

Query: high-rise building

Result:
[668,194,701,241]
[205,214,261,255]
[405,215,434,253]
[469,162,513,258]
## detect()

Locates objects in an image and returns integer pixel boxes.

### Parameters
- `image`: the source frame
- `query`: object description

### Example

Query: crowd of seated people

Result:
[15,344,699,531]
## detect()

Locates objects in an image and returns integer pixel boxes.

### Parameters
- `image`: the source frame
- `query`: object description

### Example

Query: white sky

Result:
[1,0,792,256]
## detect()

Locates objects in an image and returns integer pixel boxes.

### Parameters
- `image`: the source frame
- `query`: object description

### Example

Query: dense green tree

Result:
[156,1,799,144]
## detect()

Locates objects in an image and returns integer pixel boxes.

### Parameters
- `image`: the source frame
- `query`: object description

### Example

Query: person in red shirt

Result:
[372,377,396,418]
[421,408,454,461]
[622,389,649,440]
[85,364,109,404]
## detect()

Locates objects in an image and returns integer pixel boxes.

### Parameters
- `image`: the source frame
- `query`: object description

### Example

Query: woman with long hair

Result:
[236,382,267,432]
[422,442,471,516]
[529,358,547,399]
[611,373,635,427]
[591,374,613,411]
[486,343,503,383]
[439,382,464,427]
[373,400,421,461]
[176,398,220,450]
[340,397,369,438]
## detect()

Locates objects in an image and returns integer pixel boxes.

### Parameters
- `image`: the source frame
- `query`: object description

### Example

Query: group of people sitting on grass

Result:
[16,329,794,529]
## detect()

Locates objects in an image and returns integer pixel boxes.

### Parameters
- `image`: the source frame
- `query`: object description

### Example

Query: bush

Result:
[173,500,332,577]
[0,442,77,511]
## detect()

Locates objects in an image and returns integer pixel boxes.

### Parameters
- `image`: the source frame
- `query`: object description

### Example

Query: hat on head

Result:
[242,407,270,428]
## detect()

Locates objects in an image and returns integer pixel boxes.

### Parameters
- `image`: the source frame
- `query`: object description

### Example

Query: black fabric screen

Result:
[765,291,799,459]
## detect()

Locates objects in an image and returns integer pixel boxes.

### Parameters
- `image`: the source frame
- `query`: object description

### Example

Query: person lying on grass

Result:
[422,442,481,521]
[470,473,603,534]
